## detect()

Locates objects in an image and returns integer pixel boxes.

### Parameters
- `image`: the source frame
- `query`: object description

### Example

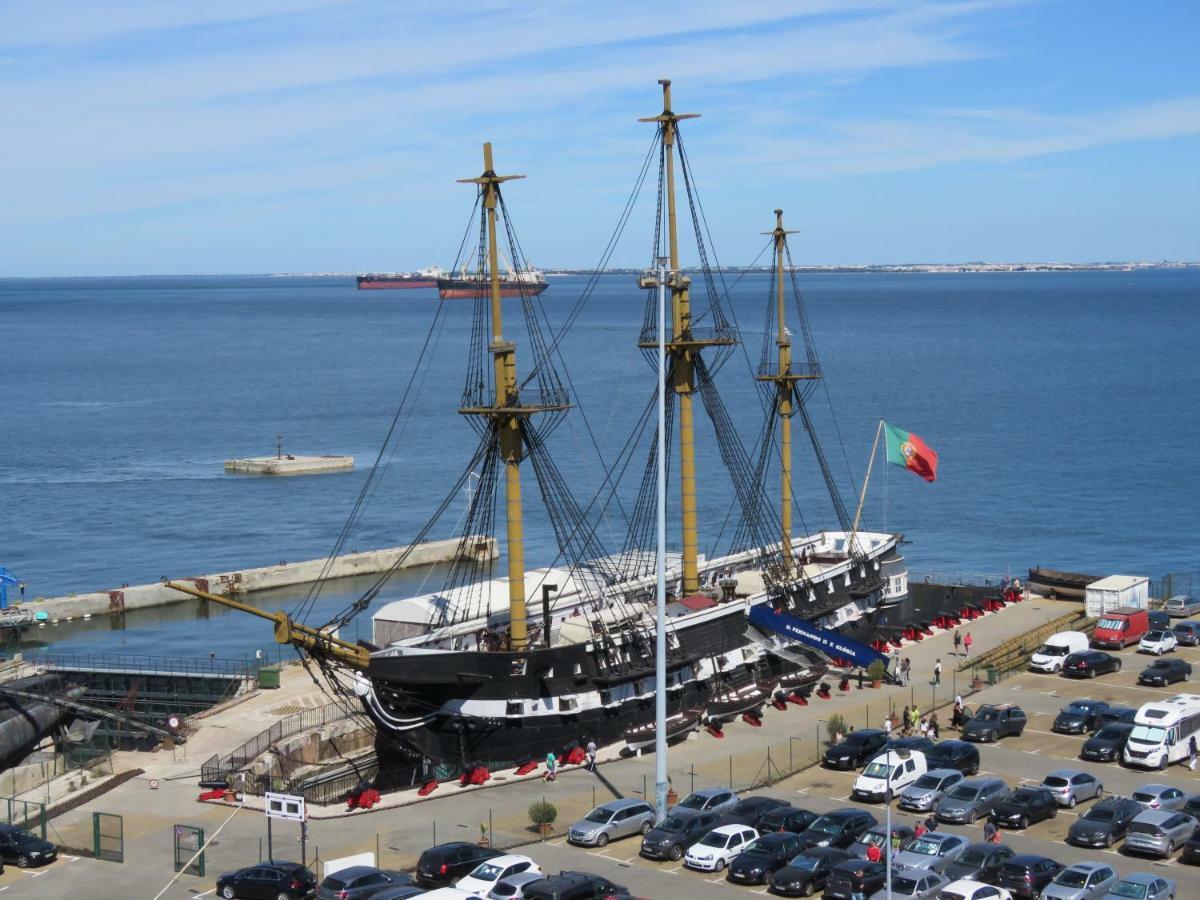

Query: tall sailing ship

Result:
[171,81,907,782]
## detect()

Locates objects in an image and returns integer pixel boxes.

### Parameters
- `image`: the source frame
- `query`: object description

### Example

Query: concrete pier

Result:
[20,537,496,623]
[225,454,354,475]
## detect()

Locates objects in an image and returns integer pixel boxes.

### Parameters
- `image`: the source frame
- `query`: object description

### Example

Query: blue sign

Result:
[748,605,886,669]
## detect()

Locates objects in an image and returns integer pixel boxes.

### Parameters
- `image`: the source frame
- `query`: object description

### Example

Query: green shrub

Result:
[826,713,847,741]
[867,659,887,682]
[528,800,558,826]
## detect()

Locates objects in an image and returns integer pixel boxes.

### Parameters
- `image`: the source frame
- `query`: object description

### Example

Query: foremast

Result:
[637,80,735,596]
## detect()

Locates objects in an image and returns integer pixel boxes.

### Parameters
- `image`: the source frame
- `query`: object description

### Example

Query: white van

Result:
[851,749,927,802]
[1029,630,1090,673]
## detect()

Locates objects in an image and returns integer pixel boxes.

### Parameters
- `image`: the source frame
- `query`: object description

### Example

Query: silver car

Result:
[891,831,970,873]
[567,798,655,846]
[1040,861,1120,900]
[868,870,950,899]
[668,787,739,819]
[1123,810,1196,858]
[1041,770,1104,808]
[935,778,1010,825]
[899,768,965,812]
[1102,873,1176,900]
[1132,784,1187,812]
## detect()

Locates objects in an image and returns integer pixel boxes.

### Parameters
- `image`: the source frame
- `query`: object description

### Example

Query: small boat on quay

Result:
[1027,566,1100,599]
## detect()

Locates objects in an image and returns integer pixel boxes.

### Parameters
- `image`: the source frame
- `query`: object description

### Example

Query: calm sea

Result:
[1,270,1197,659]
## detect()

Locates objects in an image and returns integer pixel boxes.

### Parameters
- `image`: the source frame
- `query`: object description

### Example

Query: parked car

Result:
[521,872,632,900]
[456,855,540,895]
[567,798,654,847]
[683,824,758,871]
[1148,610,1171,631]
[962,704,1027,743]
[1063,650,1122,678]
[939,881,1015,900]
[890,831,970,873]
[726,831,804,885]
[942,843,1016,882]
[935,777,1010,825]
[640,811,721,861]
[923,740,981,775]
[1171,620,1200,646]
[899,768,965,812]
[1040,862,1119,900]
[823,859,887,900]
[317,866,413,900]
[1030,631,1092,674]
[1185,794,1200,819]
[852,750,928,802]
[216,862,317,900]
[992,854,1063,899]
[1096,706,1138,728]
[1139,631,1178,655]
[416,844,503,889]
[0,824,55,868]
[847,823,914,858]
[990,786,1058,829]
[371,887,425,900]
[1067,796,1145,848]
[756,805,819,835]
[1132,784,1188,812]
[720,796,790,828]
[1053,700,1110,735]
[1182,827,1200,864]
[766,847,852,897]
[1041,770,1104,807]
[1092,609,1150,649]
[1165,595,1200,618]
[822,729,888,770]
[1100,873,1175,900]
[1138,658,1191,686]
[486,871,546,899]
[1123,810,1197,858]
[1081,723,1136,762]
[868,870,950,899]
[669,787,739,819]
[884,735,936,754]
[792,808,876,851]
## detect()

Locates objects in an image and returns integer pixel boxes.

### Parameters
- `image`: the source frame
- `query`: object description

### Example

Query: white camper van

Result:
[1029,631,1091,673]
[1123,693,1200,769]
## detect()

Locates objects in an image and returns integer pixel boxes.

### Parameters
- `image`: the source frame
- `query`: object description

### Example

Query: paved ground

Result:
[15,596,1200,899]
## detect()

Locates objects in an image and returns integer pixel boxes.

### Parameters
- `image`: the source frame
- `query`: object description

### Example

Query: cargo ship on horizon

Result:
[437,266,547,298]
[356,265,446,290]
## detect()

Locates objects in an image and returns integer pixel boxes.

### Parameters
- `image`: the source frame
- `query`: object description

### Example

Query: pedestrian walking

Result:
[964,632,974,657]
[924,815,938,835]
[919,715,930,738]
[544,751,557,782]
[1189,735,1198,771]
[901,657,911,685]
[585,738,597,772]
[929,712,940,740]
[951,695,964,731]
[984,821,1000,844]
[883,713,893,736]
[933,658,943,686]
[866,842,881,863]
[899,706,910,735]
[954,629,963,656]
[913,820,926,839]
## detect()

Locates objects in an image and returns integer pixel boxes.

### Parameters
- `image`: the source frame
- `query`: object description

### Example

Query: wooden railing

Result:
[957,607,1096,682]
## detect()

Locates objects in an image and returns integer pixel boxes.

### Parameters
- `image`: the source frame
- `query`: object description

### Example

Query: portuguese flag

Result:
[884,422,938,482]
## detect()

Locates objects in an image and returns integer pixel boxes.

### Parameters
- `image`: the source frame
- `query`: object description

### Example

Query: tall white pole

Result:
[654,256,669,821]
[885,757,892,898]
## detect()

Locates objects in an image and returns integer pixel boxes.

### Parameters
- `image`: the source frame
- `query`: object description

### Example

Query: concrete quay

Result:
[225,454,354,475]
[16,537,497,624]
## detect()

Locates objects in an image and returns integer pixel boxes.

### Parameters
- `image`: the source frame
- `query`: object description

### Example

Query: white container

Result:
[1085,575,1149,618]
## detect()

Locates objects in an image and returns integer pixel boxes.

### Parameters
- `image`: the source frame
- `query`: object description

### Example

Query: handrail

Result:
[200,701,353,785]
[959,607,1095,674]
[32,651,256,680]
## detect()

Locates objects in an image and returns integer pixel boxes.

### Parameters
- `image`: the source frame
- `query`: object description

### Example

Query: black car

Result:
[1066,796,1144,848]
[1182,829,1200,864]
[1063,650,1122,678]
[727,831,804,885]
[942,842,1015,882]
[523,871,633,900]
[757,806,820,835]
[1139,657,1192,686]
[1052,700,1109,734]
[640,811,721,861]
[216,862,317,900]
[923,740,981,775]
[1096,706,1138,727]
[1081,723,1135,762]
[317,867,412,900]
[721,796,790,828]
[993,854,1063,899]
[1184,794,1200,819]
[962,704,1027,742]
[0,824,55,868]
[1149,610,1171,631]
[767,847,851,897]
[823,860,887,900]
[991,786,1058,830]
[822,729,888,770]
[792,809,876,851]
[414,842,502,888]
[885,735,935,754]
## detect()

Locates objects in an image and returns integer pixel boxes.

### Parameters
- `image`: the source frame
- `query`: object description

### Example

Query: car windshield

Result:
[1100,726,1134,740]
[1145,631,1167,641]
[947,786,978,801]
[658,816,687,833]
[585,809,613,823]
[788,854,823,870]
[1109,881,1149,899]
[859,831,886,849]
[471,863,505,880]
[863,761,896,779]
[1148,660,1171,668]
[698,832,728,847]
[913,775,942,790]
[1038,644,1069,656]
[1012,788,1040,802]
[1082,808,1114,822]
[957,848,987,865]
[906,837,940,856]
[939,893,969,900]
[743,844,773,858]
[1130,725,1167,743]
[678,794,708,809]
[1054,869,1090,887]
[808,817,842,835]
[976,710,1001,721]
[1064,703,1093,714]
[1098,617,1125,630]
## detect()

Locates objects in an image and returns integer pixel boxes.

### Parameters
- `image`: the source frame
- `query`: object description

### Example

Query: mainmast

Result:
[638,80,733,595]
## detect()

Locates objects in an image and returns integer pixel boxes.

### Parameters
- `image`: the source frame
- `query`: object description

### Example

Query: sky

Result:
[1,0,1198,275]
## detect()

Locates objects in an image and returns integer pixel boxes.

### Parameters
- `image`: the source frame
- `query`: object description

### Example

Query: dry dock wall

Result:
[22,537,496,624]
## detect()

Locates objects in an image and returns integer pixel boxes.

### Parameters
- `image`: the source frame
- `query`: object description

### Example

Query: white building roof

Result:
[1087,575,1148,591]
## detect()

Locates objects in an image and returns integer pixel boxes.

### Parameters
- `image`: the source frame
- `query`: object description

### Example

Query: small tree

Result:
[826,713,847,742]
[867,659,887,684]
[528,800,558,827]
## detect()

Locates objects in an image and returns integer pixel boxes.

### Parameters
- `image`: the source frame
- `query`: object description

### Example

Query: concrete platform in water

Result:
[224,454,354,475]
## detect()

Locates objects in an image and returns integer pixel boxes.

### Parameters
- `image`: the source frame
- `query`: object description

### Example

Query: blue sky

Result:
[1,0,1198,275]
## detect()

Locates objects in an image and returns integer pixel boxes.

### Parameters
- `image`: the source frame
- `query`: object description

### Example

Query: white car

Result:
[1139,630,1178,655]
[938,879,1014,900]
[456,854,540,894]
[683,824,758,871]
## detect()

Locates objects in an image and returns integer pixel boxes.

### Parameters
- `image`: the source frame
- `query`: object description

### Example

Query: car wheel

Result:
[275,893,291,900]
[221,888,236,900]
[1103,833,1113,848]
[16,856,31,869]
[641,820,652,835]
[1050,806,1058,819]
[715,858,726,872]
[1067,794,1076,808]
[801,882,815,897]
[1018,816,1028,830]
[670,844,684,861]
[966,810,978,824]
[1165,841,1174,858]
[1053,663,1062,673]
[1114,660,1121,671]
[968,764,980,776]
[596,832,610,847]
[1088,669,1097,678]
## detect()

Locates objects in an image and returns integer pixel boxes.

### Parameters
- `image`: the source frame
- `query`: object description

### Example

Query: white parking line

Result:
[588,849,613,858]
[795,788,809,794]
[1024,749,1042,755]
[707,874,725,883]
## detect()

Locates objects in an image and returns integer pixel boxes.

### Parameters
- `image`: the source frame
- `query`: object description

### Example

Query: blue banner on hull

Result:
[748,605,886,669]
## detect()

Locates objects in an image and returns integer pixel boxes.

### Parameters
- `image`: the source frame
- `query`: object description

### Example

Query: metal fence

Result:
[200,702,353,786]
[1152,572,1199,600]
[31,651,256,680]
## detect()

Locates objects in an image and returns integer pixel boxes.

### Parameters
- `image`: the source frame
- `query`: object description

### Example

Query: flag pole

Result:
[849,419,885,548]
